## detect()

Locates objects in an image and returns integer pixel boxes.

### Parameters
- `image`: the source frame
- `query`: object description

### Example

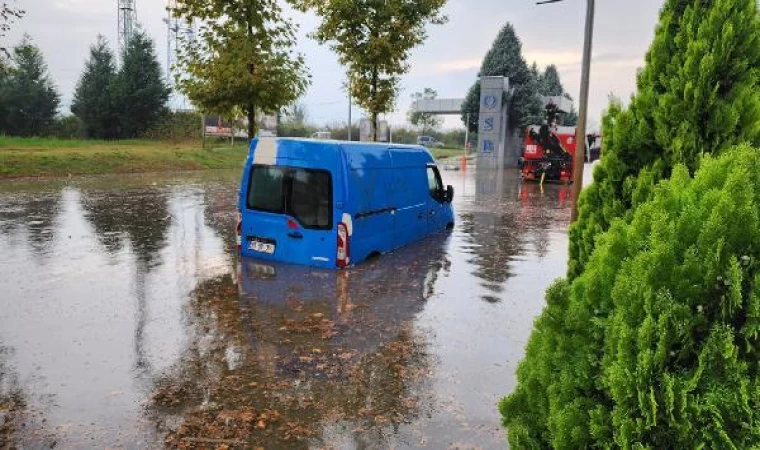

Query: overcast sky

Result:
[6,0,664,130]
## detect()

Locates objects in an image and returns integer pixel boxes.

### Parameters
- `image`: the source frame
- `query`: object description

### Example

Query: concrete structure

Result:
[409,98,464,115]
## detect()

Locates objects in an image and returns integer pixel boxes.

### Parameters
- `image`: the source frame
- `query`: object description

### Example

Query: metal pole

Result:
[464,112,470,154]
[347,77,353,141]
[570,0,595,222]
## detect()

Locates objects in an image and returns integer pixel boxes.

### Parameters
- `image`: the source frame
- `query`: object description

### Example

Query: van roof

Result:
[248,138,434,167]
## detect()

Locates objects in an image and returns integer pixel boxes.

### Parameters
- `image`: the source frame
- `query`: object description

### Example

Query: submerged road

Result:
[0,167,578,449]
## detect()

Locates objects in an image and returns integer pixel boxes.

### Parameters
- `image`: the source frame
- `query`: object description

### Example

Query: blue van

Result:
[236,138,455,268]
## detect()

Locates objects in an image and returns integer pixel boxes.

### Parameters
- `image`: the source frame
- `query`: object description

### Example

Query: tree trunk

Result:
[247,105,256,141]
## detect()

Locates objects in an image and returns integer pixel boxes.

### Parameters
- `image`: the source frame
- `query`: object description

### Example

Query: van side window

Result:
[427,166,443,200]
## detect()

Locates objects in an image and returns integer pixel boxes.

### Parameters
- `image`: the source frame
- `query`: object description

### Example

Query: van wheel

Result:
[446,222,455,231]
[367,251,382,261]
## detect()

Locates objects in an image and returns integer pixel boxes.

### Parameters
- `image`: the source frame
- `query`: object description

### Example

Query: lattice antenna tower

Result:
[165,0,196,110]
[117,0,137,54]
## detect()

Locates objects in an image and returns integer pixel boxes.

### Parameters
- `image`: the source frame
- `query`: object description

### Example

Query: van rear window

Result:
[247,165,332,230]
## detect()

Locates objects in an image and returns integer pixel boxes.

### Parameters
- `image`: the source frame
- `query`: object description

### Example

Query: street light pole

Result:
[348,77,353,141]
[537,0,595,222]
[571,0,595,222]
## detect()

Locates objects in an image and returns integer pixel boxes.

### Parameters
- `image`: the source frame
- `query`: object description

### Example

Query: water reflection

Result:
[80,187,171,267]
[0,192,62,259]
[459,170,571,301]
[148,236,451,448]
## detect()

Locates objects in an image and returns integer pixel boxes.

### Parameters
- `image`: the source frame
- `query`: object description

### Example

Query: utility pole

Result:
[347,77,353,141]
[538,0,595,222]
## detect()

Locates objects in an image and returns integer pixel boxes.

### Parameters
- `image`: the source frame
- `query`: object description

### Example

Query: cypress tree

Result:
[72,36,119,139]
[568,0,760,277]
[114,30,169,139]
[460,23,542,132]
[501,0,760,447]
[0,38,59,136]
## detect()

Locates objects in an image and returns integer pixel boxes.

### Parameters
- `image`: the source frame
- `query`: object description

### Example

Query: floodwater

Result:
[0,167,576,449]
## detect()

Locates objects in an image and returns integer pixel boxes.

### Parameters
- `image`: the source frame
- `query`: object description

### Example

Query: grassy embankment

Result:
[0,136,249,178]
[0,136,466,179]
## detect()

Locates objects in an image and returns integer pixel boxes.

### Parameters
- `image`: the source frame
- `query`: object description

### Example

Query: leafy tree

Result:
[461,23,542,133]
[1,2,24,56]
[173,0,310,139]
[303,0,447,141]
[568,0,760,278]
[502,145,760,448]
[408,87,443,133]
[0,38,59,136]
[71,36,120,139]
[114,30,170,139]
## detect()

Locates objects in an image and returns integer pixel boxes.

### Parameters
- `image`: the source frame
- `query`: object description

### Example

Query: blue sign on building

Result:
[483,95,498,109]
[482,140,494,153]
[483,117,494,132]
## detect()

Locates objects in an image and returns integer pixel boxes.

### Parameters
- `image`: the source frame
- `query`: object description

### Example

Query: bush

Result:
[568,0,760,278]
[501,146,760,448]
[49,115,85,139]
[143,111,203,141]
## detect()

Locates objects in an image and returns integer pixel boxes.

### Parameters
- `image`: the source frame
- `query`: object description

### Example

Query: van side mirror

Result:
[446,185,455,203]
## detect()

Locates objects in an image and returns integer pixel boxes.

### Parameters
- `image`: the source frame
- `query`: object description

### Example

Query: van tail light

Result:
[236,211,242,253]
[337,223,350,268]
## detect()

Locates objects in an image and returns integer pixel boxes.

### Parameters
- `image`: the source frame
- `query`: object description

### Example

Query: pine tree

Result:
[114,30,170,139]
[0,37,59,136]
[461,23,542,132]
[72,36,119,139]
[540,64,564,96]
[568,0,760,278]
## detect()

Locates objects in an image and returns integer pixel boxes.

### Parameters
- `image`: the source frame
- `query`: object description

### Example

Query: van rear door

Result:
[242,164,335,267]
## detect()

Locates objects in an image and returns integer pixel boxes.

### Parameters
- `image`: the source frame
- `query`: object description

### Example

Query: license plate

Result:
[248,240,275,254]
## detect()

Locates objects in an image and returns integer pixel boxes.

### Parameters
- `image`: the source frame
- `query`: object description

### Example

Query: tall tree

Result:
[539,64,564,96]
[114,30,170,139]
[501,0,760,447]
[72,36,119,139]
[303,0,447,141]
[0,38,59,136]
[173,0,310,140]
[408,87,443,133]
[1,2,24,56]
[568,0,760,277]
[460,23,542,133]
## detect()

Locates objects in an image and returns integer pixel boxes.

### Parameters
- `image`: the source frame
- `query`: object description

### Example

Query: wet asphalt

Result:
[0,167,576,449]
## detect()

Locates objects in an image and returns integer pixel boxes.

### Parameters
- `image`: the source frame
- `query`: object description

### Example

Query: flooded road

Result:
[0,168,574,449]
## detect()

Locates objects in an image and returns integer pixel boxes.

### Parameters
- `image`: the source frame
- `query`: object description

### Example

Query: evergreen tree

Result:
[71,36,119,139]
[540,64,564,96]
[461,24,542,133]
[502,146,760,448]
[501,0,760,447]
[0,37,59,136]
[114,30,169,139]
[568,0,760,278]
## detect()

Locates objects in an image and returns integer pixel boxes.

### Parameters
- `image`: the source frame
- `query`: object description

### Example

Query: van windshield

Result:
[247,165,333,230]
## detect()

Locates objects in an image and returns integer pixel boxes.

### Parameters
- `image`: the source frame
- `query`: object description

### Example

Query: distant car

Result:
[311,131,332,140]
[417,136,444,148]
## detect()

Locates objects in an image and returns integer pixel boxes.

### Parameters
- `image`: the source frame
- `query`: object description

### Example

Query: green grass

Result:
[0,137,468,179]
[429,147,468,160]
[0,136,249,178]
